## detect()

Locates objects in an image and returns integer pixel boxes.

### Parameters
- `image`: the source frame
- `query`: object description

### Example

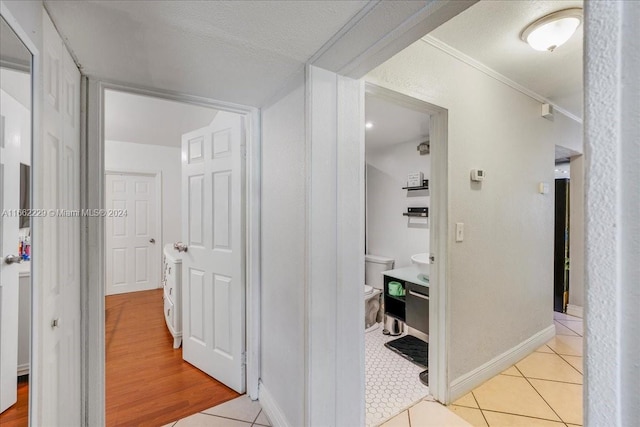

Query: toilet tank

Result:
[365,254,395,290]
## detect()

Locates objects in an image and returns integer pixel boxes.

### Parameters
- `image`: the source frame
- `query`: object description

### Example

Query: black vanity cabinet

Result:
[382,267,429,335]
[383,275,406,322]
[406,282,429,335]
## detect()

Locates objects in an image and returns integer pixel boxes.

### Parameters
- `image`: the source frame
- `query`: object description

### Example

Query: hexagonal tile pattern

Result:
[365,326,429,426]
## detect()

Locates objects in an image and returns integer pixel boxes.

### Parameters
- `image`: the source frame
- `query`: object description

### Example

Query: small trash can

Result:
[383,315,404,336]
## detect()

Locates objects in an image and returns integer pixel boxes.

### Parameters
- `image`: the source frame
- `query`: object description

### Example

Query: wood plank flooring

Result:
[106,289,239,426]
[0,376,29,427]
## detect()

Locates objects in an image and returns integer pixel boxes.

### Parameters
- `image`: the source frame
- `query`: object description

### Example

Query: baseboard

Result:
[449,324,556,402]
[566,304,583,318]
[17,363,30,376]
[259,381,291,427]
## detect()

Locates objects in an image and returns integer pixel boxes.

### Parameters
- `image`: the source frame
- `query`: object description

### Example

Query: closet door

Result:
[32,12,81,426]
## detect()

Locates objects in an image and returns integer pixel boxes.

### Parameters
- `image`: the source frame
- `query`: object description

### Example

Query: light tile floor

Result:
[163,395,271,427]
[366,324,430,426]
[381,312,583,427]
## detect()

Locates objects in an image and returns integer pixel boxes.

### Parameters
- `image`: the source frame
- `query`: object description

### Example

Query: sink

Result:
[411,253,430,282]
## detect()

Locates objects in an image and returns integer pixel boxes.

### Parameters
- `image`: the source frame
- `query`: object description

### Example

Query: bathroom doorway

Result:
[362,84,448,426]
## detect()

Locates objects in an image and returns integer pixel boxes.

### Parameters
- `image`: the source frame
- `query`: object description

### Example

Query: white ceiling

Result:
[365,94,430,151]
[44,0,368,107]
[104,90,217,147]
[429,0,583,119]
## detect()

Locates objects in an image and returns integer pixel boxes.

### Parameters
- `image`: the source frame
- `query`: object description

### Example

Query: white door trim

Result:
[363,83,451,404]
[104,169,163,293]
[83,79,261,425]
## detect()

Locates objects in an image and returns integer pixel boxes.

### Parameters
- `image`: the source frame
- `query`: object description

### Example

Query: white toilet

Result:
[364,254,395,331]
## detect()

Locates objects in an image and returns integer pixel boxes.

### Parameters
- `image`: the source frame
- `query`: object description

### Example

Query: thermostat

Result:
[471,169,485,182]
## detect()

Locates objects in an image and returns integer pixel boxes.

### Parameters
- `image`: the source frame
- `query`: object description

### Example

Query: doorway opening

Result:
[99,88,257,425]
[0,13,32,427]
[362,84,449,426]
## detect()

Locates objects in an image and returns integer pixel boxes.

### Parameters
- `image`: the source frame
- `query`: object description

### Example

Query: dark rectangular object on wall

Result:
[19,163,30,228]
[554,179,570,313]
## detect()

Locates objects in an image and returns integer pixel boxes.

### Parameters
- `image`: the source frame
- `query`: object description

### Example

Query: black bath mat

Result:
[385,335,428,369]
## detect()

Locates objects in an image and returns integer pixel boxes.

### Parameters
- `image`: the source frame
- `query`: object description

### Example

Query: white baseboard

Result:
[17,363,30,376]
[566,304,583,318]
[449,324,556,403]
[259,381,291,427]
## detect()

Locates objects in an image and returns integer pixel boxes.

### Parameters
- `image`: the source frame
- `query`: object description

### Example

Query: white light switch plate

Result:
[456,223,464,242]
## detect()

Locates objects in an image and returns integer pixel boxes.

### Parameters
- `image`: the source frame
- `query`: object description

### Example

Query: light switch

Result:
[539,182,550,194]
[455,223,464,242]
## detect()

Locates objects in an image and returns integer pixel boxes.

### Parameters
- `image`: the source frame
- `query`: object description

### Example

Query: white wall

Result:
[366,141,430,267]
[584,1,640,425]
[260,74,306,427]
[366,38,582,382]
[0,87,30,165]
[104,140,181,253]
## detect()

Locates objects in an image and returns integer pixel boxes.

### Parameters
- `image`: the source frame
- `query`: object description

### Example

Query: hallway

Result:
[382,312,584,426]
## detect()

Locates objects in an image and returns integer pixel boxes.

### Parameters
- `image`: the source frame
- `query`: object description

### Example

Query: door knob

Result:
[173,242,188,253]
[149,238,156,243]
[4,255,23,265]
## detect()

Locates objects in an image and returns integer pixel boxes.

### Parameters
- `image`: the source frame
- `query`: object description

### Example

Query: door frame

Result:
[104,169,163,295]
[83,79,261,425]
[363,82,450,403]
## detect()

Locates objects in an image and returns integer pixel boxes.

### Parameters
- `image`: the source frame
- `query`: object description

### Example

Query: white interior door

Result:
[33,13,81,426]
[181,111,246,393]
[105,173,159,295]
[0,84,21,414]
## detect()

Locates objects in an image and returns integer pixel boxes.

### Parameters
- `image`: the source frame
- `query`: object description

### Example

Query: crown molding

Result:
[421,35,583,124]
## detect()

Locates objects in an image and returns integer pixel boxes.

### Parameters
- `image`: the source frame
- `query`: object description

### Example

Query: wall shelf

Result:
[403,207,428,217]
[402,179,429,191]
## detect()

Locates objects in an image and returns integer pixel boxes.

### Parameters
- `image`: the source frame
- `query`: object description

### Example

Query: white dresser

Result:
[163,244,182,348]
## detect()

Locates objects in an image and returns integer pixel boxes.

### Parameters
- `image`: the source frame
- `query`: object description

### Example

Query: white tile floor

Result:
[163,395,271,427]
[365,324,429,427]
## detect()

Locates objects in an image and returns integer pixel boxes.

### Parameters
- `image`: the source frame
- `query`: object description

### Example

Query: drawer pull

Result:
[167,308,171,317]
[409,290,429,301]
[169,288,172,295]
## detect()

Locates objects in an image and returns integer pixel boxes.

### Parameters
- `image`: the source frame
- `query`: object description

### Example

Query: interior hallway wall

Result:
[366,141,430,267]
[259,73,306,427]
[104,140,181,256]
[366,38,582,383]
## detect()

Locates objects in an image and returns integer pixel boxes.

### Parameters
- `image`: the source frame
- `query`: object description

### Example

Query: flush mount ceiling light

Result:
[365,122,374,129]
[521,8,582,52]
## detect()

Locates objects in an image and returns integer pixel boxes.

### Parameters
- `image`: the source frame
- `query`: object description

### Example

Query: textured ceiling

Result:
[104,90,218,147]
[429,0,583,119]
[365,93,430,151]
[44,0,368,107]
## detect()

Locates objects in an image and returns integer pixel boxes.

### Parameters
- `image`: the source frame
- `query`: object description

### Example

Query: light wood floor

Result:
[106,288,240,426]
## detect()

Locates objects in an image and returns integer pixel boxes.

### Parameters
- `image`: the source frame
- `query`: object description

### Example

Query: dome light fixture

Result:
[520,8,582,52]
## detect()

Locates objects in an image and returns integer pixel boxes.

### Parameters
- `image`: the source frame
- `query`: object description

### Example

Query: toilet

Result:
[364,254,395,331]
